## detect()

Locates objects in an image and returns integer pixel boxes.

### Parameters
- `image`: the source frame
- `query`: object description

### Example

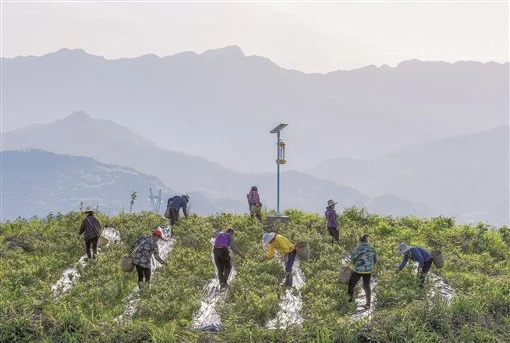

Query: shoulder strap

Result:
[86,217,101,237]
[129,237,151,257]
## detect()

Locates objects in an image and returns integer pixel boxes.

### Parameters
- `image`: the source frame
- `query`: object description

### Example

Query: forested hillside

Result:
[0,209,508,342]
[0,150,224,219]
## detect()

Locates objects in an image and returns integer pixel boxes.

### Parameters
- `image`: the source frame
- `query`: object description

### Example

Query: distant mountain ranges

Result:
[2,47,508,172]
[2,149,241,219]
[1,47,508,224]
[2,112,436,220]
[307,125,509,225]
[3,112,508,225]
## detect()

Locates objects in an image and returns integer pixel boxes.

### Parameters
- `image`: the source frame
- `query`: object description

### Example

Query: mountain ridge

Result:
[2,112,434,219]
[306,125,509,225]
[4,46,507,74]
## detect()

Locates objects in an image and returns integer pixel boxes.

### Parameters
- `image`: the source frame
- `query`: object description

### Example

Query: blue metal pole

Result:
[277,130,280,215]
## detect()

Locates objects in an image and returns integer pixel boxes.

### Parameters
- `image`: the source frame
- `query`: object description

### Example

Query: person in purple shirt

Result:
[167,194,189,226]
[325,199,339,244]
[213,228,245,290]
[396,243,434,287]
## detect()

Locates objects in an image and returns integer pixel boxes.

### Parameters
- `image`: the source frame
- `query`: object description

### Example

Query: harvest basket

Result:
[295,242,310,261]
[97,236,109,247]
[121,256,135,272]
[431,250,444,268]
[339,266,352,284]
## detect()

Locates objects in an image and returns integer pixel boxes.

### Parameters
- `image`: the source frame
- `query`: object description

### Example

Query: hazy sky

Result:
[2,1,508,73]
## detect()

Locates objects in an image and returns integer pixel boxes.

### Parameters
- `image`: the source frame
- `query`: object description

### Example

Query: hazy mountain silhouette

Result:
[2,110,227,194]
[2,46,507,172]
[1,112,432,218]
[1,150,228,220]
[307,126,509,225]
[377,126,509,225]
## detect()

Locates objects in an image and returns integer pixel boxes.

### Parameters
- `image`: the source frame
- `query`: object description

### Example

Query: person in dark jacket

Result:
[325,199,339,244]
[78,206,101,261]
[347,234,377,309]
[167,194,189,225]
[247,186,262,223]
[131,227,167,289]
[397,243,433,287]
[213,228,245,290]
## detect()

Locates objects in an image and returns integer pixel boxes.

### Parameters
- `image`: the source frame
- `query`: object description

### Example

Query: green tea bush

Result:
[0,209,509,342]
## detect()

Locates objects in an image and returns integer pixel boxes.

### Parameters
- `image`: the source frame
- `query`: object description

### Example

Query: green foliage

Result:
[129,191,138,214]
[0,209,509,342]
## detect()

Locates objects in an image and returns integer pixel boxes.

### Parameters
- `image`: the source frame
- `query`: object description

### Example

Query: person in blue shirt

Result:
[348,234,377,309]
[167,194,189,225]
[396,243,433,287]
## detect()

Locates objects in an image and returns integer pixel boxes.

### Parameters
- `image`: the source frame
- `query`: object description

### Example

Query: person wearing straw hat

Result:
[131,227,167,289]
[213,228,245,290]
[396,243,433,287]
[262,232,296,287]
[77,206,101,261]
[166,194,190,226]
[325,199,339,244]
[347,234,377,309]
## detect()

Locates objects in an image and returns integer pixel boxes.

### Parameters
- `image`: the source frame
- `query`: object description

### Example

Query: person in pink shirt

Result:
[325,199,339,244]
[247,186,262,223]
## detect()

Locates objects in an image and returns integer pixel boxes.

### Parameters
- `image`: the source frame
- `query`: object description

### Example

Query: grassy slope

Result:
[0,209,508,342]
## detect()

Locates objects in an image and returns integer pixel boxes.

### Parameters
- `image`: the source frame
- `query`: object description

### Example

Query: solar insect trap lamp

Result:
[265,123,290,230]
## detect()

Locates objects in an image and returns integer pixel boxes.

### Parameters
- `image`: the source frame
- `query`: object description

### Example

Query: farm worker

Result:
[347,234,377,309]
[325,199,339,244]
[167,194,189,225]
[77,206,101,261]
[131,228,167,289]
[262,232,296,287]
[213,228,245,290]
[396,243,433,287]
[247,186,262,223]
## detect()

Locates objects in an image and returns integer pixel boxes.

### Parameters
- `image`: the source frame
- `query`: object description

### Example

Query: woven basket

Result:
[338,266,352,284]
[431,250,444,268]
[295,242,310,261]
[164,206,171,219]
[97,237,109,247]
[121,256,135,272]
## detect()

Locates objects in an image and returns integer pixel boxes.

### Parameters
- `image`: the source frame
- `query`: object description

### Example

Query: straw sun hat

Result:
[262,232,276,246]
[397,243,411,254]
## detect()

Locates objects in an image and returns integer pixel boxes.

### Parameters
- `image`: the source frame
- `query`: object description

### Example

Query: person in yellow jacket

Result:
[262,232,296,287]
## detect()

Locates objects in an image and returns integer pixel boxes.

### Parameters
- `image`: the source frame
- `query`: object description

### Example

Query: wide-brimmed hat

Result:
[397,243,411,254]
[82,206,94,213]
[152,227,164,239]
[326,199,337,208]
[182,194,189,202]
[262,232,276,245]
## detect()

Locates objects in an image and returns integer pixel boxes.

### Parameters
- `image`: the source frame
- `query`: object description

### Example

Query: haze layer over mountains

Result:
[2,47,508,224]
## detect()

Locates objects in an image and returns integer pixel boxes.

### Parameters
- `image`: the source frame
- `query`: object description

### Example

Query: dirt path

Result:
[192,245,237,332]
[51,228,121,297]
[427,272,455,303]
[266,258,306,329]
[115,227,175,322]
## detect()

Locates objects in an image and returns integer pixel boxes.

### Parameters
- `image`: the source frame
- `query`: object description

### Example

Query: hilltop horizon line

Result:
[3,45,508,75]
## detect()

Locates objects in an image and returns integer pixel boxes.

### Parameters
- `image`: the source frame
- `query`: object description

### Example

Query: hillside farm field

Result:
[0,209,509,342]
